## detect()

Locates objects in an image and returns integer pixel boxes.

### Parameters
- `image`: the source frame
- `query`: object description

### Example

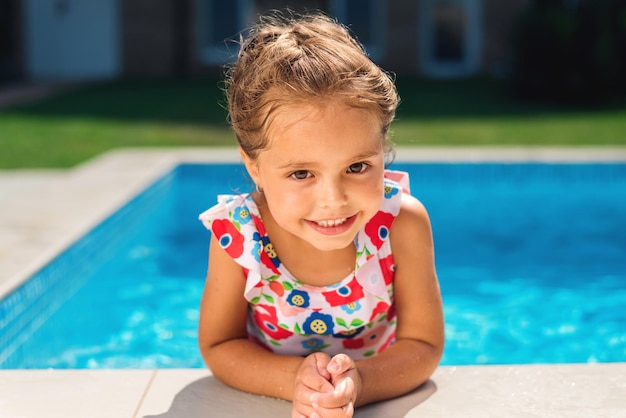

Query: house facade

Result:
[3,0,530,82]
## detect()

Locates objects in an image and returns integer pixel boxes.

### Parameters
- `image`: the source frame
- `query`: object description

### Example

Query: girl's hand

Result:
[308,354,361,418]
[292,352,334,418]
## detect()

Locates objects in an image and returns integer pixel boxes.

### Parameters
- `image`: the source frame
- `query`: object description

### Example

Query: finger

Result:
[300,367,334,393]
[291,407,307,418]
[311,375,356,409]
[311,352,332,381]
[310,403,355,418]
[299,354,334,393]
[327,353,354,376]
[310,382,353,409]
[292,403,316,418]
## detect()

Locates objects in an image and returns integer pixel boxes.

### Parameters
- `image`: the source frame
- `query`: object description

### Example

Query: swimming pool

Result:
[1,162,625,368]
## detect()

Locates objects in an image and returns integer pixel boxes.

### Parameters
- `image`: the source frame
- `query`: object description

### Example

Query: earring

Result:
[256,184,263,193]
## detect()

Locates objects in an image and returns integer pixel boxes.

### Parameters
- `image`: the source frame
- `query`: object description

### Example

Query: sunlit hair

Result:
[224,11,399,161]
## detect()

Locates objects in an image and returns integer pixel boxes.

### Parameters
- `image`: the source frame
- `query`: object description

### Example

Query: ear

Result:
[239,147,261,187]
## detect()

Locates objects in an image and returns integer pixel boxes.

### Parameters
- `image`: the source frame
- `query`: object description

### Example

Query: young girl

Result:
[198,11,444,418]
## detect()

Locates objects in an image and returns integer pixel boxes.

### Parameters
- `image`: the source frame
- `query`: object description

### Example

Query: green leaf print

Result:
[279,323,290,330]
[294,323,302,334]
[269,340,282,347]
[336,318,348,328]
[350,319,364,327]
[364,350,376,357]
[249,296,261,305]
[282,281,294,291]
[263,294,275,304]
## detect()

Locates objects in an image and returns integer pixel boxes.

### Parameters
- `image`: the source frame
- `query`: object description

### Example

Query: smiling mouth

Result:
[306,214,357,235]
[314,218,348,227]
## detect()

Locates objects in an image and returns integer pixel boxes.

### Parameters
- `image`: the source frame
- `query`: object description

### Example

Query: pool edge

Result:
[3,146,626,300]
[1,363,624,417]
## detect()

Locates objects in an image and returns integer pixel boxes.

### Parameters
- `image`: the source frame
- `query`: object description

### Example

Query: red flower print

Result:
[322,277,365,307]
[378,254,395,285]
[386,302,397,323]
[342,336,364,349]
[260,240,281,275]
[248,334,273,352]
[251,214,281,275]
[377,331,396,354]
[253,305,292,340]
[364,211,394,250]
[369,301,390,322]
[342,324,387,350]
[212,219,245,258]
[269,280,285,296]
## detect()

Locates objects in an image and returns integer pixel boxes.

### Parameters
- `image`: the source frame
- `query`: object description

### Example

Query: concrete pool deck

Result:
[1,147,626,417]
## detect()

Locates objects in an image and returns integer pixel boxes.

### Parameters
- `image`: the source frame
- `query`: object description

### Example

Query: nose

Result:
[318,176,348,208]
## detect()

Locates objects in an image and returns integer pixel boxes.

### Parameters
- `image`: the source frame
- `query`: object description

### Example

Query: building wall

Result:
[122,0,195,77]
[12,0,531,81]
[384,0,420,74]
[482,0,529,77]
[0,0,23,82]
[23,0,120,81]
[385,0,531,76]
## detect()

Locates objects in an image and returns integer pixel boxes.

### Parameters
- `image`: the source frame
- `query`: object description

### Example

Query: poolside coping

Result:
[1,147,625,417]
[1,364,624,417]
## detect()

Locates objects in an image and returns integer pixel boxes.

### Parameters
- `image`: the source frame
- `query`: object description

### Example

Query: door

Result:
[419,0,482,77]
[24,0,120,81]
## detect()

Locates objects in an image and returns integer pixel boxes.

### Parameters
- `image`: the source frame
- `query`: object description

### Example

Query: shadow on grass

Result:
[394,77,626,121]
[4,76,625,126]
[2,77,231,127]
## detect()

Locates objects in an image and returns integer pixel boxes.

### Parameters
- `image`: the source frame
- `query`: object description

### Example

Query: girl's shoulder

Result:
[378,169,410,216]
[382,169,429,225]
[381,169,433,253]
[199,193,260,229]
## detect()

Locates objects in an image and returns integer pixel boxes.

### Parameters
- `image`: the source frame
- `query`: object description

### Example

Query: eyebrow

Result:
[276,149,382,170]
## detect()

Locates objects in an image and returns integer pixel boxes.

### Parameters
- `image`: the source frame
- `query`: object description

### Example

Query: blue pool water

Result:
[1,163,625,368]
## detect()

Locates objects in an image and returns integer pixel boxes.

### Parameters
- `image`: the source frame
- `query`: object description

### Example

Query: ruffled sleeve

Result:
[353,170,410,304]
[198,194,267,302]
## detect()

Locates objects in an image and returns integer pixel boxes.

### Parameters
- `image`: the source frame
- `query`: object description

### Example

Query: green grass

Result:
[1,77,625,168]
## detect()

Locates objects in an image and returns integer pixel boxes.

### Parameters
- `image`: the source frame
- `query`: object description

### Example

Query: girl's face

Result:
[242,100,385,252]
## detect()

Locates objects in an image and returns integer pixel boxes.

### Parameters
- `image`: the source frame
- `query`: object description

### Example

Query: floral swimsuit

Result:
[199,171,410,360]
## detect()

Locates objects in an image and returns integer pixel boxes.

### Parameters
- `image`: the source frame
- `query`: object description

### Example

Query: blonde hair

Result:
[225,11,399,160]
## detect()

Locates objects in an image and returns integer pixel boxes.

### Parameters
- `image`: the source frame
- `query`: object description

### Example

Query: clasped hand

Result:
[292,352,362,418]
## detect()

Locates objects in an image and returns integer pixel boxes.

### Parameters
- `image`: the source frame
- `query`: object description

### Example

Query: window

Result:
[329,0,386,61]
[196,0,253,64]
[197,0,386,65]
[419,0,482,77]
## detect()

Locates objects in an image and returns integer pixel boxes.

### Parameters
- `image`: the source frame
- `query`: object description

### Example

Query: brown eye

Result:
[348,162,368,173]
[290,170,311,180]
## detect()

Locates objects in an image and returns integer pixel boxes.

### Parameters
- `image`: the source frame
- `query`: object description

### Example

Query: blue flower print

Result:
[287,290,310,308]
[384,183,399,199]
[233,206,252,224]
[303,312,334,335]
[340,300,362,314]
[301,338,326,351]
[250,232,262,262]
[333,325,365,339]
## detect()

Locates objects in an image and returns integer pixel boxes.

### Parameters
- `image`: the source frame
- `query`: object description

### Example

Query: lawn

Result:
[1,77,625,168]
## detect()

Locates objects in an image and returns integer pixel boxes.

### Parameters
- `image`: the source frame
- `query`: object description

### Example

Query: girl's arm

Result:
[354,194,444,406]
[199,192,444,409]
[198,234,304,400]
